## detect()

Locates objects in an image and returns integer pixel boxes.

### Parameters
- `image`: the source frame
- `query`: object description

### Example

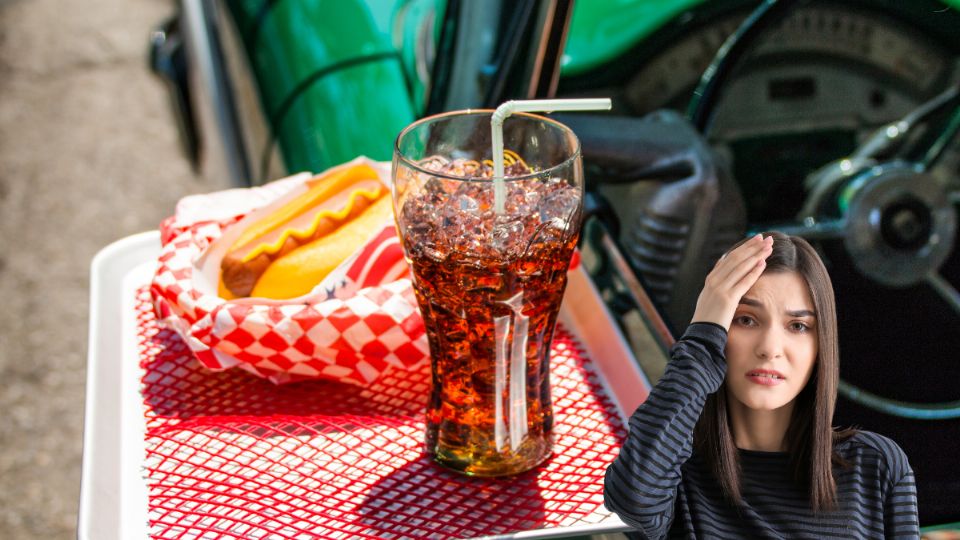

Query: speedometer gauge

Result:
[624,5,952,113]
[762,7,946,91]
[623,4,958,222]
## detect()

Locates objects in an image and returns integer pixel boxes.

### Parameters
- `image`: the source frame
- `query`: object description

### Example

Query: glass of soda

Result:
[392,110,583,476]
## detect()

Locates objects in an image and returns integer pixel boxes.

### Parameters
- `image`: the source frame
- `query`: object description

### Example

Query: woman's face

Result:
[725,271,818,412]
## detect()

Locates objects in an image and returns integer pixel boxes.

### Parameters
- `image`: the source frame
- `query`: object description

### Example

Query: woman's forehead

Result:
[741,271,816,313]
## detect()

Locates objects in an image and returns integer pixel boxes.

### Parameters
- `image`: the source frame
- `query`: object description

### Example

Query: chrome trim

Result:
[598,228,675,354]
[180,0,250,184]
[525,0,573,99]
[928,271,960,316]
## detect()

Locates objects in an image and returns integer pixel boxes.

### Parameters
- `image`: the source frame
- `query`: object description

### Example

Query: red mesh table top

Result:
[135,286,626,539]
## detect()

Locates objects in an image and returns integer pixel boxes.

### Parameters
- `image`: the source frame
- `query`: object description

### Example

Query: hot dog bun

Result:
[219,164,388,299]
[249,194,394,299]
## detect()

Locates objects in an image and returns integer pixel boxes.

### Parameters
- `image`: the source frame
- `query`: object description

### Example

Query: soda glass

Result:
[392,110,583,476]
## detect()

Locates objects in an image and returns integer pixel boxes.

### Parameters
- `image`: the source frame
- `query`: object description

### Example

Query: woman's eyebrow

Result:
[739,297,815,318]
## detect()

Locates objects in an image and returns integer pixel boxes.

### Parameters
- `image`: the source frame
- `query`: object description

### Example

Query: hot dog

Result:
[250,194,394,299]
[219,164,388,299]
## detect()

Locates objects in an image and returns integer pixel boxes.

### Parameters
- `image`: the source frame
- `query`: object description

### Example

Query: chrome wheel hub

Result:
[841,162,956,287]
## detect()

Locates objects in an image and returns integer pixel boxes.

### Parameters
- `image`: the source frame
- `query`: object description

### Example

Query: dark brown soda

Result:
[400,175,580,476]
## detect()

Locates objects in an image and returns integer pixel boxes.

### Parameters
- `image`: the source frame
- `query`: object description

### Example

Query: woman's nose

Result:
[755,328,785,359]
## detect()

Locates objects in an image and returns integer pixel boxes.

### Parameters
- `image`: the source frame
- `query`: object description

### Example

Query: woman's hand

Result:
[691,234,773,330]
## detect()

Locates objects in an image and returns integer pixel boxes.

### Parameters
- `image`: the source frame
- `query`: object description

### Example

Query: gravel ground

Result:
[0,0,229,536]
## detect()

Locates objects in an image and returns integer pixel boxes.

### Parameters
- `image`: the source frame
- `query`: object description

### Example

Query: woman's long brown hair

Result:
[692,232,855,512]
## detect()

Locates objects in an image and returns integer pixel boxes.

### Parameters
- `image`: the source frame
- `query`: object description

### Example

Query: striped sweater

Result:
[604,323,920,539]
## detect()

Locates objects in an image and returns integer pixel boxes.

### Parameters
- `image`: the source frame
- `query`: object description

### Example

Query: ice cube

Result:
[538,183,580,224]
[491,215,526,257]
[438,184,494,257]
[424,176,453,198]
[522,185,541,208]
[420,244,448,262]
[502,180,541,215]
[457,193,479,212]
[418,155,449,172]
[443,184,481,223]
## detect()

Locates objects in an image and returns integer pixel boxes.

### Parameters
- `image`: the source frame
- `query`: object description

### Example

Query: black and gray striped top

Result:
[604,323,919,539]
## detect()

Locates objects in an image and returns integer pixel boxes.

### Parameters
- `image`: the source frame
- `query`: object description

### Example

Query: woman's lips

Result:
[746,369,786,386]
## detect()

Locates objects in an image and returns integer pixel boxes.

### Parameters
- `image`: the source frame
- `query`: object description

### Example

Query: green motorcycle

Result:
[152,0,960,527]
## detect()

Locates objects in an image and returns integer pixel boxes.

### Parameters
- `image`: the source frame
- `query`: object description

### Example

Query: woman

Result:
[604,232,919,539]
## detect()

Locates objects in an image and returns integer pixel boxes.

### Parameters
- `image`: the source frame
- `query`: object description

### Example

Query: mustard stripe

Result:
[240,187,384,263]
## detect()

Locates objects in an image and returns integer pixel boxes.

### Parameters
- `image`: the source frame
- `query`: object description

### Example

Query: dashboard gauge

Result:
[624,5,952,115]
[623,14,745,113]
[761,7,946,92]
[622,4,959,222]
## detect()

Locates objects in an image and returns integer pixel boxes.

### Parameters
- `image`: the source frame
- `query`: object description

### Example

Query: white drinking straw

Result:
[490,98,612,213]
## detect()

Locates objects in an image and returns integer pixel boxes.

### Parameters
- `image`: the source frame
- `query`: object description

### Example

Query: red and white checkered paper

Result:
[150,158,429,385]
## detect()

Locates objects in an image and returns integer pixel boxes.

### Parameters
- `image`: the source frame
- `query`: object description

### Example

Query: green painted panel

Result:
[561,0,705,76]
[273,58,414,174]
[251,0,405,116]
[224,0,416,175]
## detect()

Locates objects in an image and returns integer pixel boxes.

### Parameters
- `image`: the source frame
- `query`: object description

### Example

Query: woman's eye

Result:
[790,321,810,333]
[734,315,756,327]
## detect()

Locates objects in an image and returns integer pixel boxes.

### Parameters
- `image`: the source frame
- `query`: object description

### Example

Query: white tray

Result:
[78,231,647,540]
